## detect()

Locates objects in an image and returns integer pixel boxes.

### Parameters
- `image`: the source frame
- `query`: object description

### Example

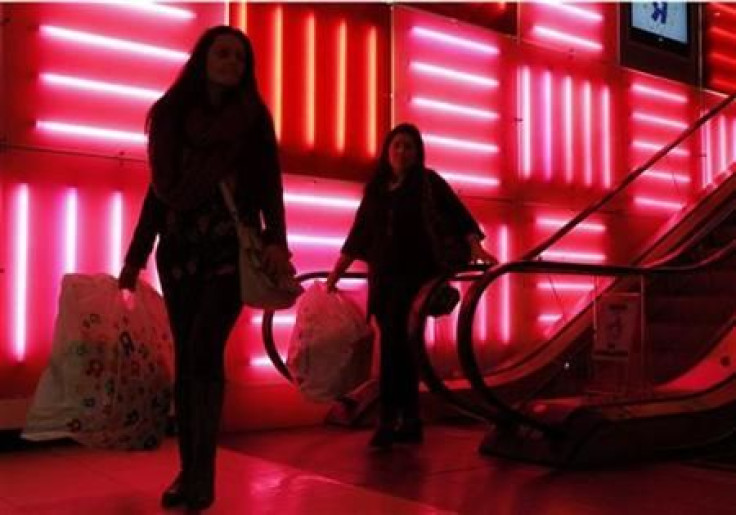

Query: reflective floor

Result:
[2,424,736,514]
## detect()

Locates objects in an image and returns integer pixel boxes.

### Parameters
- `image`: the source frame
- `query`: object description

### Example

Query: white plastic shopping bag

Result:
[22,273,174,450]
[286,282,374,402]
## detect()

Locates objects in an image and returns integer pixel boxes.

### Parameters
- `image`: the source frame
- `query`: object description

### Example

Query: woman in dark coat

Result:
[118,26,294,509]
[325,123,497,449]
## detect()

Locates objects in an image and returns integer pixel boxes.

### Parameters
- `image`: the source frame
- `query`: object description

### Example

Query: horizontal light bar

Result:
[424,134,499,154]
[538,313,563,322]
[412,97,498,120]
[411,26,499,55]
[411,61,498,88]
[634,196,684,210]
[284,193,360,210]
[439,171,500,187]
[643,170,691,184]
[41,73,162,101]
[532,25,603,52]
[630,83,688,103]
[714,2,736,17]
[710,26,736,44]
[712,52,736,68]
[538,1,603,22]
[632,111,688,130]
[540,250,606,262]
[41,25,188,62]
[252,315,296,326]
[632,140,689,157]
[37,120,146,143]
[537,282,595,291]
[249,356,273,367]
[288,234,343,247]
[111,1,195,19]
[536,217,606,233]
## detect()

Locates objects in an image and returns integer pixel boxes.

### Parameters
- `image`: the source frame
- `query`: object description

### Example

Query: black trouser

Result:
[159,267,241,492]
[373,278,423,427]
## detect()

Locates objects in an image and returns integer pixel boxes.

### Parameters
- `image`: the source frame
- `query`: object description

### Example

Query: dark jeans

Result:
[159,267,242,491]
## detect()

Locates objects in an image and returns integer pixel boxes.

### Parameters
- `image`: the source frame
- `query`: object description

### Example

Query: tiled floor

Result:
[2,424,736,514]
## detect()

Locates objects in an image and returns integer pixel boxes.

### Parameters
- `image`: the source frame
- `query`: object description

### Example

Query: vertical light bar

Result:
[519,67,532,178]
[583,81,593,187]
[602,86,612,188]
[564,75,573,183]
[239,0,247,33]
[719,116,728,174]
[151,241,162,293]
[703,113,713,186]
[273,7,283,140]
[544,71,553,181]
[65,188,78,273]
[499,225,510,344]
[224,0,230,25]
[477,225,488,341]
[337,20,347,153]
[110,192,123,275]
[14,185,29,361]
[306,14,316,148]
[732,118,736,165]
[367,26,377,156]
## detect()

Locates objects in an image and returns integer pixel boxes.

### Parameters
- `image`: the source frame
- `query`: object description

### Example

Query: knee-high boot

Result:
[188,379,225,509]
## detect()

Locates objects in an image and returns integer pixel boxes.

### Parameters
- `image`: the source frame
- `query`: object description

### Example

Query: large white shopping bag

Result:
[286,283,374,402]
[22,274,174,450]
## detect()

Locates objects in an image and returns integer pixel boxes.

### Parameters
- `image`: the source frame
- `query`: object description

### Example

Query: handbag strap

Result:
[218,182,241,224]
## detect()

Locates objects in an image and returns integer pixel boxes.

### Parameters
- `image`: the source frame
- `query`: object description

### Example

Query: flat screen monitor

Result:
[630,2,690,54]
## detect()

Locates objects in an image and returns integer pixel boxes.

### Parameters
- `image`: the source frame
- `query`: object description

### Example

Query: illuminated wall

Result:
[1,3,734,419]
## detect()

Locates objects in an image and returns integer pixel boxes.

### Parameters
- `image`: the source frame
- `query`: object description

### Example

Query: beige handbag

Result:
[219,183,303,310]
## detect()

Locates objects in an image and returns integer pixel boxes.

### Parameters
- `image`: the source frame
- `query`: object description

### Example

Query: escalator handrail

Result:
[456,238,736,433]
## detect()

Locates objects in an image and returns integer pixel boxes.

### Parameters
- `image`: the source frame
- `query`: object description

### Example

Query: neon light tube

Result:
[520,66,532,178]
[337,20,347,153]
[306,14,315,148]
[240,0,248,32]
[538,1,603,22]
[412,97,498,120]
[564,75,573,183]
[633,140,689,157]
[423,134,498,154]
[288,234,344,247]
[634,196,684,210]
[536,218,605,233]
[438,172,500,187]
[703,112,713,186]
[111,1,195,20]
[537,282,595,291]
[532,26,603,52]
[411,26,499,55]
[284,193,360,210]
[65,189,77,274]
[539,313,562,323]
[544,71,553,181]
[41,25,188,62]
[411,61,498,88]
[368,26,377,156]
[630,83,688,103]
[719,116,728,173]
[252,315,295,326]
[41,73,162,101]
[602,86,612,188]
[643,170,691,184]
[37,120,146,143]
[712,53,736,68]
[632,111,688,130]
[110,192,122,275]
[541,250,606,262]
[14,185,29,362]
[274,7,283,140]
[583,81,593,186]
[499,225,510,343]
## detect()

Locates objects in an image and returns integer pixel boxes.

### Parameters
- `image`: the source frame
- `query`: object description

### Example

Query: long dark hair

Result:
[146,25,261,131]
[365,123,426,195]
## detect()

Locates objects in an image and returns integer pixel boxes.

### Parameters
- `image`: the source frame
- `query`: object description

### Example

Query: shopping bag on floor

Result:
[22,273,174,450]
[286,283,374,402]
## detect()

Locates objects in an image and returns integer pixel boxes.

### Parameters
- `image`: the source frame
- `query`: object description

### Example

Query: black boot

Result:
[369,424,395,449]
[160,472,188,509]
[394,418,423,444]
[187,380,224,510]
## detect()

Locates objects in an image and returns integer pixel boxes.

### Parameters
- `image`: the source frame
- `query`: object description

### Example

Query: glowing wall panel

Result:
[704,3,736,94]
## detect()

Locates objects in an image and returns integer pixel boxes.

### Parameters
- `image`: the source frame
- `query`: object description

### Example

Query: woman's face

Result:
[387,132,419,176]
[206,34,246,88]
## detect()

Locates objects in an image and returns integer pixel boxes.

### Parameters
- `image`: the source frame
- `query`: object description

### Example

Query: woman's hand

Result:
[262,244,295,277]
[118,264,140,291]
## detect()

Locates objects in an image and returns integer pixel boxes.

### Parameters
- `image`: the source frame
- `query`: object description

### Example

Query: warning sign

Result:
[594,293,641,361]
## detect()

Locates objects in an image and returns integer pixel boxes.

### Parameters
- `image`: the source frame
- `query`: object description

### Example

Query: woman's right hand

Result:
[118,264,140,291]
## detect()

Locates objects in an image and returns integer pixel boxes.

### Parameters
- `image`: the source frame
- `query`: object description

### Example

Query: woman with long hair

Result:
[118,25,294,509]
[326,123,497,449]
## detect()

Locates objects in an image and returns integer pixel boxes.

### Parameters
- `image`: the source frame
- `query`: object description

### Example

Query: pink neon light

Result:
[537,282,594,292]
[703,112,713,186]
[633,140,689,157]
[583,81,593,186]
[368,26,377,156]
[733,119,736,163]
[644,170,691,184]
[477,224,489,341]
[14,185,29,362]
[410,61,498,88]
[712,53,736,68]
[336,20,347,153]
[538,1,603,22]
[710,27,736,44]
[539,313,562,323]
[113,1,195,19]
[412,97,498,121]
[37,120,146,144]
[438,172,500,188]
[306,14,315,148]
[564,76,573,183]
[240,0,248,32]
[544,71,553,181]
[520,67,532,178]
[110,192,123,275]
[631,83,688,104]
[411,26,499,55]
[252,315,295,326]
[536,217,605,233]
[41,25,188,62]
[634,197,684,210]
[65,189,77,273]
[274,7,283,140]
[283,193,360,210]
[714,2,736,17]
[499,225,510,344]
[719,116,728,173]
[41,72,162,101]
[541,250,605,263]
[423,134,498,154]
[632,111,688,130]
[249,356,272,367]
[288,234,343,247]
[532,26,603,52]
[602,86,612,188]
